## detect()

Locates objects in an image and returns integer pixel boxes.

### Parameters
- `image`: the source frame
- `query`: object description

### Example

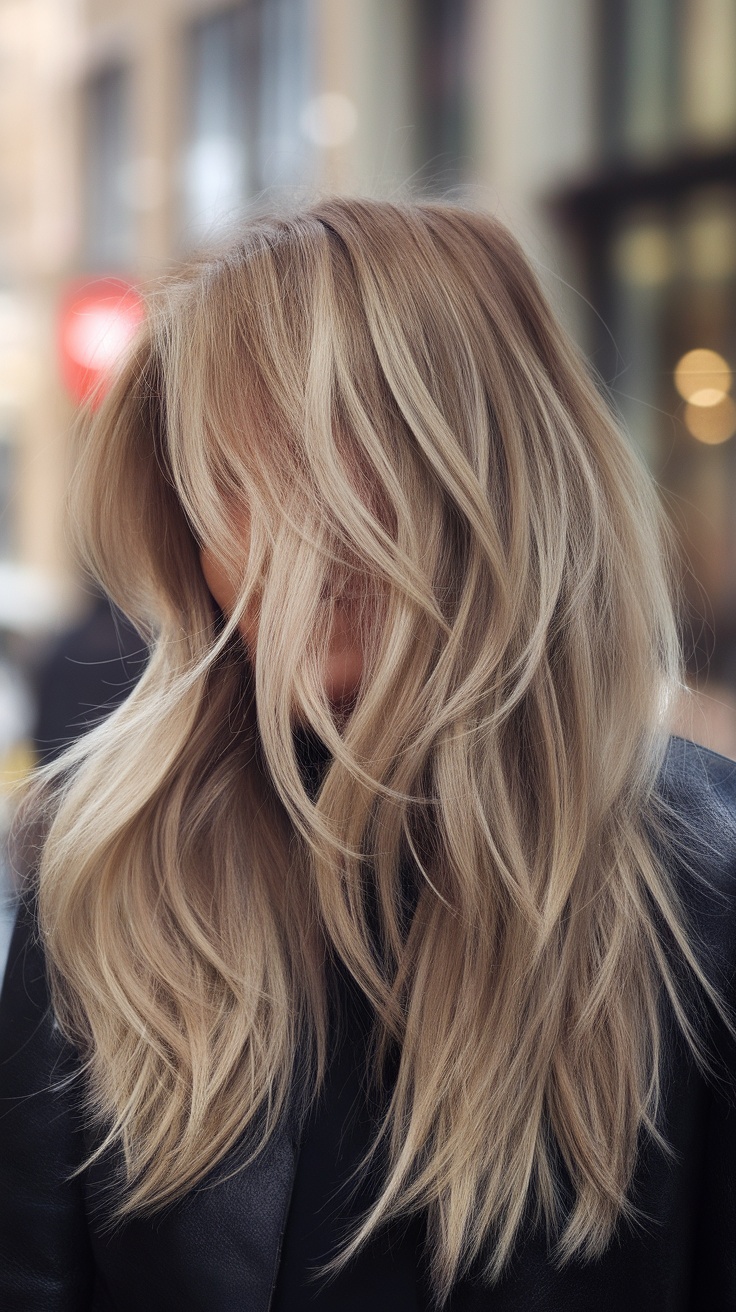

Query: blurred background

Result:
[1,0,736,952]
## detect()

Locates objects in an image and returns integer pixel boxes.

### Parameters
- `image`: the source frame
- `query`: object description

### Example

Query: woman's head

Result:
[75,198,677,783]
[32,198,716,1303]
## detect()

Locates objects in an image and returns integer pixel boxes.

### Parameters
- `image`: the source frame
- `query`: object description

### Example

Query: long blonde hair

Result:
[21,198,731,1302]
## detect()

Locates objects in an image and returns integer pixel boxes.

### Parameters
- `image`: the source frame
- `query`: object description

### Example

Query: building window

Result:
[258,0,314,190]
[415,0,470,189]
[182,1,315,245]
[601,0,736,159]
[183,7,254,244]
[83,64,134,270]
[600,0,680,160]
[609,189,736,464]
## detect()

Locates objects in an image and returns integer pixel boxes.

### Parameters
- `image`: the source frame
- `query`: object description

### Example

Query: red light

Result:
[58,277,145,406]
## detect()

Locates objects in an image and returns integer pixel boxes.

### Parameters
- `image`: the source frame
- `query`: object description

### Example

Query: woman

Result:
[1,198,734,1311]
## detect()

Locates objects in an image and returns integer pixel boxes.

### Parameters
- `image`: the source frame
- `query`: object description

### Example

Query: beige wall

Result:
[0,0,80,610]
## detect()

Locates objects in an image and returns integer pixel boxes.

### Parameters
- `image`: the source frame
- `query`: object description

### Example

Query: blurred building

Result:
[554,1,736,720]
[0,0,735,753]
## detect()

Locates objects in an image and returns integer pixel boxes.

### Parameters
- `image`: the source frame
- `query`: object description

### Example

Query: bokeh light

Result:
[684,394,736,444]
[612,223,676,287]
[674,348,732,406]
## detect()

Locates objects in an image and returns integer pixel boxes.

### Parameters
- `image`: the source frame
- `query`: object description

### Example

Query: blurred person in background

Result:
[0,593,146,982]
[32,590,147,767]
[0,199,734,1311]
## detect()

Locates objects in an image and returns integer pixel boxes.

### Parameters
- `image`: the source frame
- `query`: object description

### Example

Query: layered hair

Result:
[20,198,730,1303]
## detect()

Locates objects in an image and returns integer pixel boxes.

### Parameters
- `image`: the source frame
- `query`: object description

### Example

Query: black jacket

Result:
[1,734,735,1311]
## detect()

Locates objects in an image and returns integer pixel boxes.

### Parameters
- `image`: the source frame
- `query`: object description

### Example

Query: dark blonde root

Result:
[21,198,731,1304]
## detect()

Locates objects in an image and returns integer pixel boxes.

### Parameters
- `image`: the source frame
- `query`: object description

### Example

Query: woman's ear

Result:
[199,546,237,614]
[199,545,261,657]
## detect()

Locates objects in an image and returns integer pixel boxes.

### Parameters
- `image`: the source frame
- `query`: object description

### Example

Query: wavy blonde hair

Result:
[21,198,730,1302]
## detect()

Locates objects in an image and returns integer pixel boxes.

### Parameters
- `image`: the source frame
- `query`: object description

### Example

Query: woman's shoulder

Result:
[659,732,736,818]
[655,733,736,889]
[0,886,68,1066]
[654,734,736,1016]
[0,894,96,1305]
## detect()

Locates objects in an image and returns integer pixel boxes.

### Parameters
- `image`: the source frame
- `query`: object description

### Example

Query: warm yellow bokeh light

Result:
[612,223,675,287]
[674,348,732,405]
[684,394,736,444]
